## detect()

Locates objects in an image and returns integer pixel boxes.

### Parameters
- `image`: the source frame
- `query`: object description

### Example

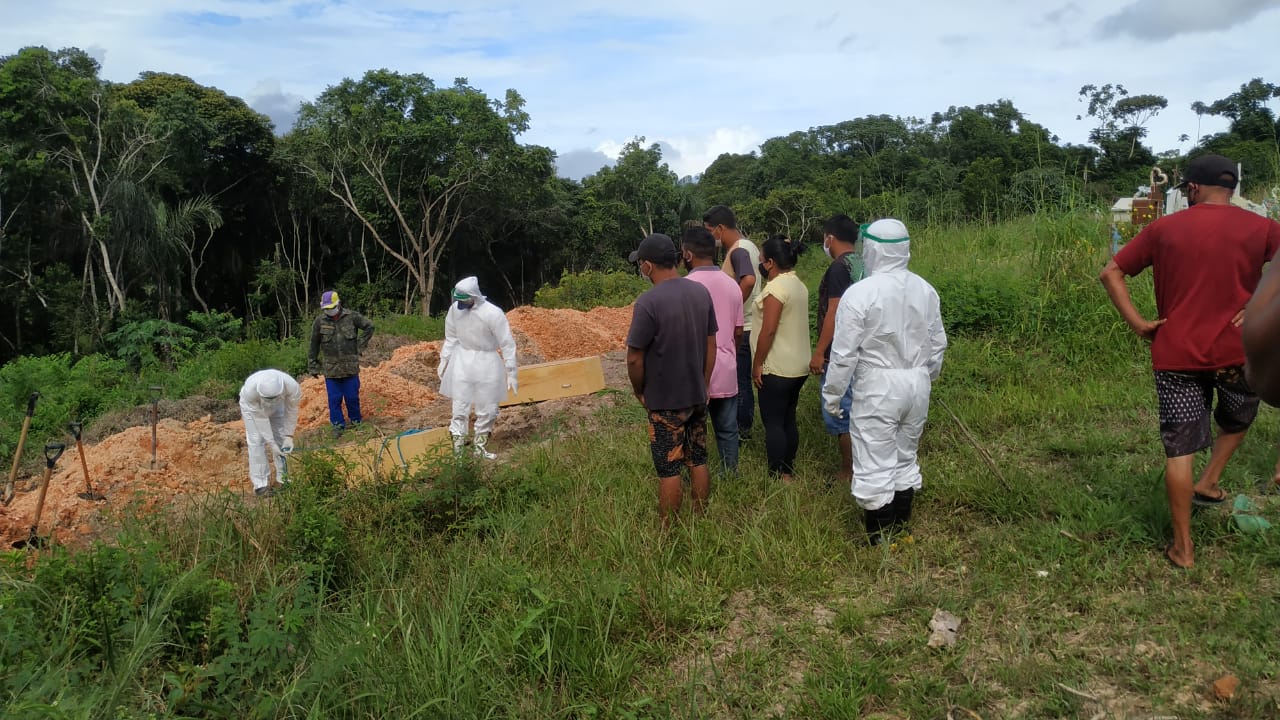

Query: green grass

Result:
[4,212,1280,718]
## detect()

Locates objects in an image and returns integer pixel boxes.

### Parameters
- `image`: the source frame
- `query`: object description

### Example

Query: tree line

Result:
[2,45,1277,363]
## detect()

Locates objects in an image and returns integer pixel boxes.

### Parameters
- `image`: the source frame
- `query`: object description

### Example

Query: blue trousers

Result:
[325,375,362,428]
[737,331,755,433]
[707,396,740,472]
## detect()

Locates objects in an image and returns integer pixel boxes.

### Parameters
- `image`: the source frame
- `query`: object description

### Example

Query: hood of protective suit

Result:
[257,373,285,400]
[861,219,911,275]
[452,276,486,306]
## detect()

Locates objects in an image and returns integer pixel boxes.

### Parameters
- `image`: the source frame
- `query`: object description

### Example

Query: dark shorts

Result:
[1155,367,1260,458]
[646,405,709,477]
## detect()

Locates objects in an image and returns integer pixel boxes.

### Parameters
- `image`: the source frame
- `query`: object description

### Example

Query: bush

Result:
[371,313,445,340]
[163,339,308,400]
[106,318,198,370]
[534,271,648,311]
[934,273,1026,336]
[0,353,133,464]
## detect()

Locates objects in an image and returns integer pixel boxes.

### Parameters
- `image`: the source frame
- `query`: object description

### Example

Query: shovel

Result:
[148,386,162,471]
[13,442,65,549]
[3,392,40,505]
[68,422,104,501]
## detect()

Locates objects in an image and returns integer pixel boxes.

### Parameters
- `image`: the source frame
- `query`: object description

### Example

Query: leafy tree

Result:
[1192,78,1280,143]
[291,70,532,316]
[1077,83,1168,174]
[580,139,680,259]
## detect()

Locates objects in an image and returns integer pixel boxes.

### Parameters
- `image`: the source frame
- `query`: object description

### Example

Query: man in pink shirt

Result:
[682,226,745,471]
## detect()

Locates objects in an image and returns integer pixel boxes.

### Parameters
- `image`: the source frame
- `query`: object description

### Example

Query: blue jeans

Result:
[707,396,740,472]
[821,366,854,435]
[325,375,362,428]
[737,331,755,433]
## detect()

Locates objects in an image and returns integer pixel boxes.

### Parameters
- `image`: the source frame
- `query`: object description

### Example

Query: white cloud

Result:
[4,0,1279,175]
[246,79,306,133]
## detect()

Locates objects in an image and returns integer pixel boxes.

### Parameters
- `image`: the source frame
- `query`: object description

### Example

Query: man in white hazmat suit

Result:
[238,368,302,498]
[437,276,518,460]
[821,218,947,544]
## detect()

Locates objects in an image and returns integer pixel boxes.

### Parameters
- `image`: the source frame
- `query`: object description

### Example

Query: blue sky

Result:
[4,0,1280,180]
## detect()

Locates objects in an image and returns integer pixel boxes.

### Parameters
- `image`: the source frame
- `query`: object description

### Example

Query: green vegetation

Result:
[4,213,1278,718]
[534,270,650,311]
[3,43,1278,364]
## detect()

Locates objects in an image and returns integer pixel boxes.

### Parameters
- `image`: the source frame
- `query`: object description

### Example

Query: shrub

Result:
[934,273,1026,336]
[163,339,308,400]
[534,271,648,311]
[185,310,244,352]
[106,318,198,370]
[0,353,133,463]
[371,313,445,340]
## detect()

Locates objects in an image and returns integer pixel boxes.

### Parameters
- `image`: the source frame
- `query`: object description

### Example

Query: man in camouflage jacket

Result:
[308,290,375,436]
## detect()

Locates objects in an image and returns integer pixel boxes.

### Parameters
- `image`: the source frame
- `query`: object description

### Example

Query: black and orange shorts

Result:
[646,405,709,477]
[1155,366,1260,458]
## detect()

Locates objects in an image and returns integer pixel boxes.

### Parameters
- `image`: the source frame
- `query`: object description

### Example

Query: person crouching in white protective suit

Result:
[820,219,947,545]
[437,277,518,460]
[239,369,302,498]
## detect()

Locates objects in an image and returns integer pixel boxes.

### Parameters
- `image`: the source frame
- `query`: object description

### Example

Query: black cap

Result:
[1175,153,1238,190]
[629,233,677,264]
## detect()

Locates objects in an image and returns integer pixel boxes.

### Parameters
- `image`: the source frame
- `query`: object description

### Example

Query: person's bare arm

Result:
[738,274,756,303]
[703,335,716,390]
[1245,262,1280,404]
[733,326,743,350]
[627,347,646,407]
[1100,259,1165,339]
[752,295,783,388]
[810,297,840,374]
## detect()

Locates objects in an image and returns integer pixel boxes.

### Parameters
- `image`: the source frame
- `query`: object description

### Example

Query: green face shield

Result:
[859,223,910,244]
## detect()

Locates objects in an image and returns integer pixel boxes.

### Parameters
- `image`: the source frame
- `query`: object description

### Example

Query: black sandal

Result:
[1192,489,1227,507]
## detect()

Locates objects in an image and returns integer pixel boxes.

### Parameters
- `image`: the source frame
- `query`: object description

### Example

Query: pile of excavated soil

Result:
[506,305,633,361]
[0,418,246,546]
[0,305,636,548]
[296,367,438,431]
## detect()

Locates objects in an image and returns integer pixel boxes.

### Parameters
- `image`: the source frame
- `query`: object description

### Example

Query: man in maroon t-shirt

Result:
[1101,153,1280,569]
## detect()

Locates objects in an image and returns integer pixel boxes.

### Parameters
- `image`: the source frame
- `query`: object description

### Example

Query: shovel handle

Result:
[45,443,65,467]
[68,422,83,441]
[25,392,40,417]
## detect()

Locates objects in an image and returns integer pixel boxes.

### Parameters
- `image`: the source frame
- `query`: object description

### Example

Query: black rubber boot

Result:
[891,488,916,529]
[864,505,895,546]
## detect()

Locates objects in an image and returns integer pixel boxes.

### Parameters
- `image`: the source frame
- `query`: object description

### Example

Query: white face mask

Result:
[823,240,833,260]
[324,307,339,317]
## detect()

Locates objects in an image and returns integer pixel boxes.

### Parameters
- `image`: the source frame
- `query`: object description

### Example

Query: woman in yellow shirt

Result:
[751,235,812,481]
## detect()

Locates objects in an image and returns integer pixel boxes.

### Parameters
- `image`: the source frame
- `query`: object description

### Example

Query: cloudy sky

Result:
[4,0,1279,179]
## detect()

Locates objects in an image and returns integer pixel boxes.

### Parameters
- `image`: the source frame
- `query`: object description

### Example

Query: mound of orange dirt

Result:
[0,417,246,546]
[0,303,636,548]
[506,305,633,361]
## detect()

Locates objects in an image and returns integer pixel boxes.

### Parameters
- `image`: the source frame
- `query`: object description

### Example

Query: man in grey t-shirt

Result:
[626,233,718,524]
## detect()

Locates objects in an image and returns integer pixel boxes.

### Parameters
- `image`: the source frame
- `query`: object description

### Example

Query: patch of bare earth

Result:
[0,306,634,549]
[668,589,842,719]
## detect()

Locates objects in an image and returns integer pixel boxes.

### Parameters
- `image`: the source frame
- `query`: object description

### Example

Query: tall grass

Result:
[4,211,1279,718]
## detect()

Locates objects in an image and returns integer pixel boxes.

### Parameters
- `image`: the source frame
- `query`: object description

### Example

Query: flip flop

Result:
[1192,489,1227,507]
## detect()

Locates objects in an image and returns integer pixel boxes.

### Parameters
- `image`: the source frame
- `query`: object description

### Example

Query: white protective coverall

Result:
[820,219,947,511]
[437,277,518,451]
[238,369,302,491]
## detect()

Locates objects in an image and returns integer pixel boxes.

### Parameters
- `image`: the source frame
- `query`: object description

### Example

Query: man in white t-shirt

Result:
[704,204,761,440]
